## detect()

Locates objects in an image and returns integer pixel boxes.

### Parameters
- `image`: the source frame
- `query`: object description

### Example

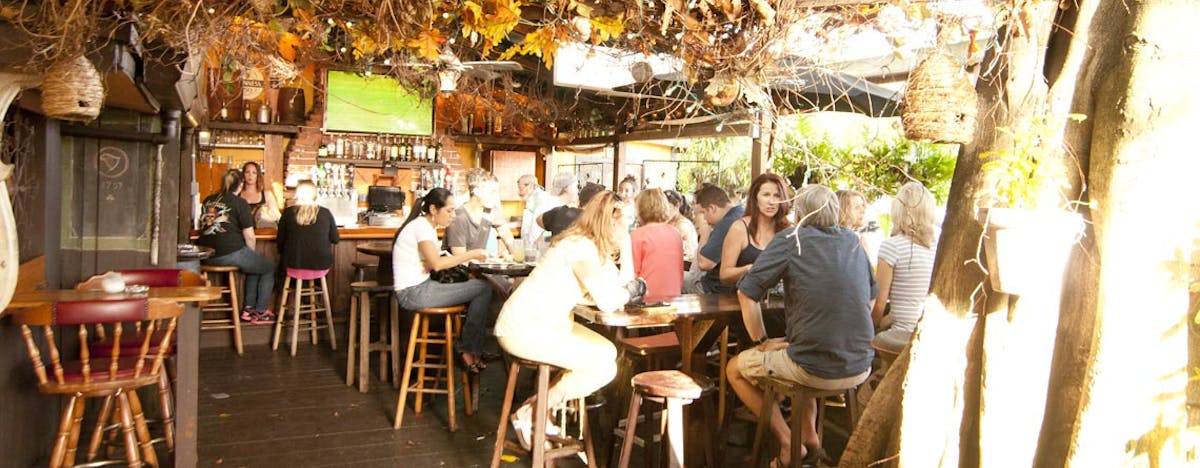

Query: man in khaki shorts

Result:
[726,184,877,467]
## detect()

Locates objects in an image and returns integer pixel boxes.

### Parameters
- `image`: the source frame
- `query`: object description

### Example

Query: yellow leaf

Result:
[517,25,564,69]
[569,0,593,17]
[590,14,625,44]
[408,28,446,62]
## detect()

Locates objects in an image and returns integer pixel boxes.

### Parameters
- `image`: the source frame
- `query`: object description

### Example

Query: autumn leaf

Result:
[408,27,446,62]
[503,24,564,69]
[590,14,625,44]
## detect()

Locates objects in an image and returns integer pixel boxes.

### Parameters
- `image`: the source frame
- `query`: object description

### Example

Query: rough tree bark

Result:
[841,0,1200,466]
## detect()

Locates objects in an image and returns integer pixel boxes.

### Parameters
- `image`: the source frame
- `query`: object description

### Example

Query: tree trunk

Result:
[843,0,1200,465]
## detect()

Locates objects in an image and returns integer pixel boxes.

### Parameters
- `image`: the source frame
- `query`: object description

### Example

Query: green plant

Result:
[979,112,1085,208]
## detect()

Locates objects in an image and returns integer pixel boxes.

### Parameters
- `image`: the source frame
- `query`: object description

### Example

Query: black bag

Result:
[430,264,470,284]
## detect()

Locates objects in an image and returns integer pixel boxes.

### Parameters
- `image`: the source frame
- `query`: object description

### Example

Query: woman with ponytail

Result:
[198,169,277,324]
[276,180,339,277]
[392,187,492,371]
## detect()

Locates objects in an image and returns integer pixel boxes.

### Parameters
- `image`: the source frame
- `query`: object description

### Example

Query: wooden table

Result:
[575,293,783,373]
[7,286,221,468]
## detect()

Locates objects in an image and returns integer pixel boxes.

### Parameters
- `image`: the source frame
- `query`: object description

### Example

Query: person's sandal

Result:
[802,446,834,467]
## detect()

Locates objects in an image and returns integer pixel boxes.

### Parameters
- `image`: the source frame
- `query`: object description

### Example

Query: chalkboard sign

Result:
[324,71,434,135]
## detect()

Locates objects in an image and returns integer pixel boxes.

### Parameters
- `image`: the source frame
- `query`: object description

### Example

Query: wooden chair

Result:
[616,370,718,468]
[75,268,207,453]
[394,304,473,431]
[351,261,378,283]
[272,271,337,356]
[346,281,400,393]
[750,382,862,468]
[12,298,183,468]
[491,357,597,468]
[200,265,244,354]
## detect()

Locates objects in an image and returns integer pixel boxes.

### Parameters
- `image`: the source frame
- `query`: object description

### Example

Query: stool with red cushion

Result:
[76,268,205,452]
[12,298,183,467]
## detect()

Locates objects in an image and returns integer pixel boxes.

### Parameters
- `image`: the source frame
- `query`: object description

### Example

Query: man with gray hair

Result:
[518,174,550,249]
[725,184,877,466]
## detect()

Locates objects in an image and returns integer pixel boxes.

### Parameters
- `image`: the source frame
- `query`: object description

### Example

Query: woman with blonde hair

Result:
[276,180,339,280]
[837,189,871,258]
[871,181,938,353]
[495,190,646,449]
[631,188,683,298]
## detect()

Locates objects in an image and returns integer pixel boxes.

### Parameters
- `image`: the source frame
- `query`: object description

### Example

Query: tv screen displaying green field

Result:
[324,70,433,135]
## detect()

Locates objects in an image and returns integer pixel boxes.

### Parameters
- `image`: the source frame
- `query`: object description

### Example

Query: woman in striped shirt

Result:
[871,182,938,353]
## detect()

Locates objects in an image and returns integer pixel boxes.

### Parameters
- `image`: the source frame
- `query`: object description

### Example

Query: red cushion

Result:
[118,269,184,287]
[54,299,148,325]
[60,357,154,382]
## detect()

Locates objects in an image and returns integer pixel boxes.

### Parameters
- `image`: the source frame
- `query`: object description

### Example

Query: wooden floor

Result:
[198,337,853,467]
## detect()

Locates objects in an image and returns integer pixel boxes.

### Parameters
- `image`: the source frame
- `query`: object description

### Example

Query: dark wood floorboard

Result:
[198,341,852,467]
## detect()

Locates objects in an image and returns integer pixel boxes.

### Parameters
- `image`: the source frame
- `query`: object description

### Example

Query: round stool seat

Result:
[632,370,713,400]
[871,342,901,360]
[414,305,466,315]
[511,357,565,371]
[200,265,239,272]
[350,281,394,293]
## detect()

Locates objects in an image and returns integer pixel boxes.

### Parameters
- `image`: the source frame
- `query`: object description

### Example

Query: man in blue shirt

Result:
[727,184,877,466]
[693,184,745,294]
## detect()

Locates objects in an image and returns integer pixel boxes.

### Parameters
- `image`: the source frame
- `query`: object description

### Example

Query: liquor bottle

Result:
[389,136,399,162]
[492,112,503,135]
[365,137,375,160]
[428,141,439,163]
[334,137,344,157]
[482,114,491,135]
[467,113,476,134]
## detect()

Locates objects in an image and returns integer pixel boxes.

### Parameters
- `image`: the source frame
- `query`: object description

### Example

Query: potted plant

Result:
[976,112,1086,295]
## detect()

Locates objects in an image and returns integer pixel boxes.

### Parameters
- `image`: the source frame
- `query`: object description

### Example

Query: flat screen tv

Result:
[324,70,434,135]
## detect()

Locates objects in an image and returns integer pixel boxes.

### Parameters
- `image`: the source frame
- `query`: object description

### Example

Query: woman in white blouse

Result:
[495,190,645,448]
[392,188,491,371]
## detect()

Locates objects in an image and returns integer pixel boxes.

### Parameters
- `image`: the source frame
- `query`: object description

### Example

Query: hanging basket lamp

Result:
[901,52,977,145]
[41,56,105,123]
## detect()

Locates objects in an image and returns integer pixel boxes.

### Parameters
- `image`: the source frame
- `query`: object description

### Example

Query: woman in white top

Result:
[665,189,700,270]
[871,182,938,353]
[392,188,491,371]
[495,190,646,449]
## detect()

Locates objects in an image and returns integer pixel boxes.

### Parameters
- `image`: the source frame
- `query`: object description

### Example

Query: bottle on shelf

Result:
[492,112,503,135]
[365,136,376,160]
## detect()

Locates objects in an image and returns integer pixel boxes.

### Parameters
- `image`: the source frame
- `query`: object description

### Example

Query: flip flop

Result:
[802,446,834,467]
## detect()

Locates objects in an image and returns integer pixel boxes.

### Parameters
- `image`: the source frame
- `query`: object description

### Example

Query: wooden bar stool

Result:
[200,265,243,355]
[346,281,401,393]
[750,383,861,468]
[394,304,473,431]
[272,271,338,356]
[491,357,598,468]
[617,370,718,468]
[351,260,378,282]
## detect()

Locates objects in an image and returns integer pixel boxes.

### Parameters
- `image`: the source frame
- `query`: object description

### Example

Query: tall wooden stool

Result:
[491,357,597,468]
[200,265,243,355]
[750,383,861,468]
[346,281,400,393]
[272,272,337,356]
[617,370,718,468]
[351,260,377,282]
[394,305,473,431]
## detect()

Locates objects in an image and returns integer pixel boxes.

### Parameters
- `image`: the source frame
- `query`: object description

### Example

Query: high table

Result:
[574,293,784,373]
[356,242,393,285]
[8,286,222,468]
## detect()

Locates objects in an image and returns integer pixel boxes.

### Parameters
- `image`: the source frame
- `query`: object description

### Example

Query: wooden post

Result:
[750,112,773,177]
[611,138,625,188]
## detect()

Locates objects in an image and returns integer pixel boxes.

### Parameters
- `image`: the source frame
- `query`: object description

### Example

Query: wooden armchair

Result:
[73,268,205,453]
[11,298,183,467]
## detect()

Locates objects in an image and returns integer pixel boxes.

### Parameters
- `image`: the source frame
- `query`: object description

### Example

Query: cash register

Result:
[366,186,406,227]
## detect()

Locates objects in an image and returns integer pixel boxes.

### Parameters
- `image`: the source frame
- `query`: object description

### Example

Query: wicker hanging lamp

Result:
[901,51,977,144]
[41,56,104,122]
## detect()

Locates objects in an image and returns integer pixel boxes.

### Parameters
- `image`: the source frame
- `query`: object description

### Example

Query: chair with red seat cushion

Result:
[12,298,182,467]
[76,268,204,452]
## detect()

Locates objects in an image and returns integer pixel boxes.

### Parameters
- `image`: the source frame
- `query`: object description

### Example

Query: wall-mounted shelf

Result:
[208,121,300,135]
[199,143,265,150]
[447,131,549,148]
[315,157,446,169]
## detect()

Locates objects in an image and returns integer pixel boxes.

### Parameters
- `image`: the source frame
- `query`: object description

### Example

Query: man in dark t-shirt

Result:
[726,184,876,465]
[693,184,744,294]
[198,193,254,257]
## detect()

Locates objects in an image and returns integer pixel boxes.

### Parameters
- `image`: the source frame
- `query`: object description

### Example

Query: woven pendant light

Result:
[901,52,977,144]
[41,56,104,122]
